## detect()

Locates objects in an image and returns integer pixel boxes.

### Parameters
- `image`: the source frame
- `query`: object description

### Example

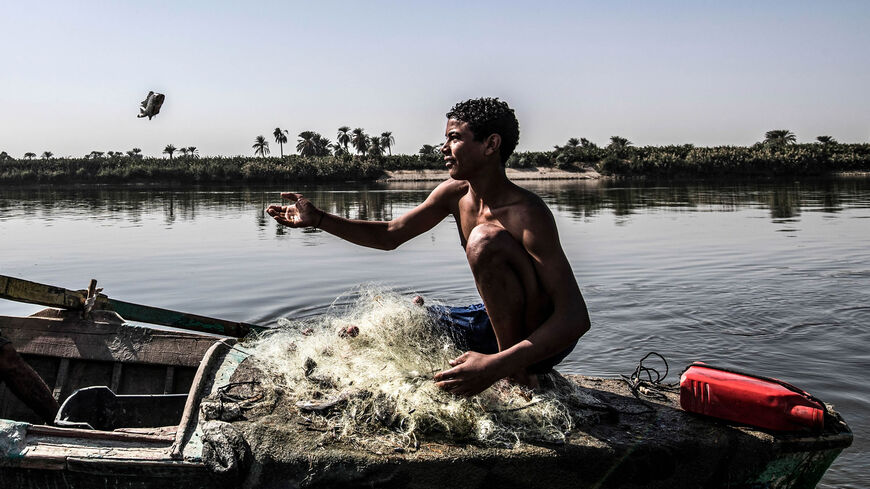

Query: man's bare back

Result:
[267,98,590,396]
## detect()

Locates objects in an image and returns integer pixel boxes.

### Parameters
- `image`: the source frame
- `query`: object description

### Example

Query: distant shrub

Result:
[507,151,553,169]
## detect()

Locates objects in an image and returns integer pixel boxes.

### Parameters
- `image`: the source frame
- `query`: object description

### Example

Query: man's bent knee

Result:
[466,224,518,269]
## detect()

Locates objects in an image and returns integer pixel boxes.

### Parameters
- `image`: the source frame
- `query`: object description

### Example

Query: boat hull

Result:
[184,346,853,489]
[0,311,854,488]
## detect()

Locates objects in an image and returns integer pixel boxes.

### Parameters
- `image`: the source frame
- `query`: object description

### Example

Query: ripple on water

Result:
[835,306,870,324]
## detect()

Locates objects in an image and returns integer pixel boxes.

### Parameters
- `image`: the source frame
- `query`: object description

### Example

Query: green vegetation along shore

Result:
[2,141,869,185]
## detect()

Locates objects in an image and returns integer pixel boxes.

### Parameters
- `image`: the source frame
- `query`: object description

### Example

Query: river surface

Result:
[1,177,868,487]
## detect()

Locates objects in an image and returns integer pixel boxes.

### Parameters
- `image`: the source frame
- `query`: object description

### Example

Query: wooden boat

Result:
[0,276,855,488]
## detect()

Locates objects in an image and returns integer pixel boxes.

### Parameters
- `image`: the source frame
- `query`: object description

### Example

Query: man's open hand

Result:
[266,192,322,228]
[434,351,506,396]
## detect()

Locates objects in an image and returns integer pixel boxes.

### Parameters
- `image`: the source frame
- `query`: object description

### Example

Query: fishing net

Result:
[243,287,592,449]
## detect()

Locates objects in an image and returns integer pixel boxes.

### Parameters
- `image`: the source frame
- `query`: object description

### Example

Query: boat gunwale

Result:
[26,424,175,444]
[170,338,237,460]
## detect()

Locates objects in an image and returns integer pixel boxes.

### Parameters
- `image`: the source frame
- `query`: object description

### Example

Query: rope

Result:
[217,381,263,403]
[621,352,679,402]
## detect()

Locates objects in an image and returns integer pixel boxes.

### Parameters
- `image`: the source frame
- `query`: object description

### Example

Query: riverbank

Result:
[383,166,602,181]
[1,143,868,185]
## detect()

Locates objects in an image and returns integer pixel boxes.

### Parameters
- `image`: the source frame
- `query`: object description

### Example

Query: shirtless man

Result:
[267,97,590,396]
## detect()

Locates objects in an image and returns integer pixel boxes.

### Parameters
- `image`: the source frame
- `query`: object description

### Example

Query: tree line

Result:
[252,127,396,159]
[1,129,868,183]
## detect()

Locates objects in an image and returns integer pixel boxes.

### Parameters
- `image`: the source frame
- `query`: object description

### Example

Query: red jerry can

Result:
[679,363,825,432]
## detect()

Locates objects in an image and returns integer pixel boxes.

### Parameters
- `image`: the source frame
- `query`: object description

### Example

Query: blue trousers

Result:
[428,303,577,374]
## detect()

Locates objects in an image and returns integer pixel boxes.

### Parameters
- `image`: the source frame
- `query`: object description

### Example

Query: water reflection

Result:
[2,177,869,487]
[0,177,868,230]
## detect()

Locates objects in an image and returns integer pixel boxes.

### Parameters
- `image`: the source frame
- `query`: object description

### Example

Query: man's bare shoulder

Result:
[428,178,469,203]
[511,186,554,220]
[503,186,560,245]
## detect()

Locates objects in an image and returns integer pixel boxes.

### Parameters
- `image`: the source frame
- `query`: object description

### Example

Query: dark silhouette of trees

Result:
[369,136,383,157]
[273,127,289,157]
[765,130,797,147]
[351,128,369,156]
[380,131,395,156]
[608,136,632,150]
[297,131,317,157]
[297,132,332,157]
[253,136,270,157]
[419,144,440,155]
[337,126,351,153]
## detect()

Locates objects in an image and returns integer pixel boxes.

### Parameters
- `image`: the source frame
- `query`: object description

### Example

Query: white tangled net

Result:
[245,288,585,448]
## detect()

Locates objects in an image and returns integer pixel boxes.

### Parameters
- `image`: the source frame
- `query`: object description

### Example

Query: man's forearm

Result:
[495,309,590,373]
[317,212,399,250]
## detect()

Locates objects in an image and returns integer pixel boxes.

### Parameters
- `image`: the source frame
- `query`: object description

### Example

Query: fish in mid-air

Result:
[137,91,165,120]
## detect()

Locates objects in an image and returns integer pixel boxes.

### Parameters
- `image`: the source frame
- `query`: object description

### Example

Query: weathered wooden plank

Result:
[110,363,123,393]
[108,299,260,337]
[163,366,175,395]
[1,315,215,367]
[0,275,87,310]
[0,275,263,337]
[65,457,208,477]
[52,359,69,402]
[27,425,175,443]
[171,339,235,460]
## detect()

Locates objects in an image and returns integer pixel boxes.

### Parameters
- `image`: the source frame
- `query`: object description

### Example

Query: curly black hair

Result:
[446,98,519,165]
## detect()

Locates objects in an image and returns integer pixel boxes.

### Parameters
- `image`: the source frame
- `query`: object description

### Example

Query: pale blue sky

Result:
[1,1,868,157]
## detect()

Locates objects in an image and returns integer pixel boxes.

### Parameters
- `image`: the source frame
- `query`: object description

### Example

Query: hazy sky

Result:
[1,1,868,158]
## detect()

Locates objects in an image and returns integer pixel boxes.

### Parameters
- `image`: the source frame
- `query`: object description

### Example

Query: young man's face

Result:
[442,119,488,180]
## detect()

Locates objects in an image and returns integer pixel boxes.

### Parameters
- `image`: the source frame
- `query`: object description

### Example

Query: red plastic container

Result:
[679,363,825,432]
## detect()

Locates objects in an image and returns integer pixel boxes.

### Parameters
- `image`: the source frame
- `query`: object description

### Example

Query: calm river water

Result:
[1,177,868,487]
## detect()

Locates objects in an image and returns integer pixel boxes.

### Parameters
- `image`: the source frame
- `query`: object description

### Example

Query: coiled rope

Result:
[621,352,679,402]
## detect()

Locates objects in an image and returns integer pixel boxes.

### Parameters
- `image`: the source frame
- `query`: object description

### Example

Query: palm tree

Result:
[252,135,270,157]
[369,136,383,157]
[163,144,177,159]
[179,148,189,158]
[131,148,143,159]
[380,131,395,156]
[273,127,289,158]
[313,135,331,157]
[566,138,580,148]
[41,151,53,160]
[608,136,632,150]
[187,146,198,158]
[580,138,597,148]
[816,135,837,145]
[24,152,36,160]
[764,130,797,146]
[419,144,439,155]
[351,128,368,156]
[329,142,347,157]
[296,131,318,157]
[337,126,351,152]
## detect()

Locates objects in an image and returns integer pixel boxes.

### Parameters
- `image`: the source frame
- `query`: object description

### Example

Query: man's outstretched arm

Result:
[266,181,459,250]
